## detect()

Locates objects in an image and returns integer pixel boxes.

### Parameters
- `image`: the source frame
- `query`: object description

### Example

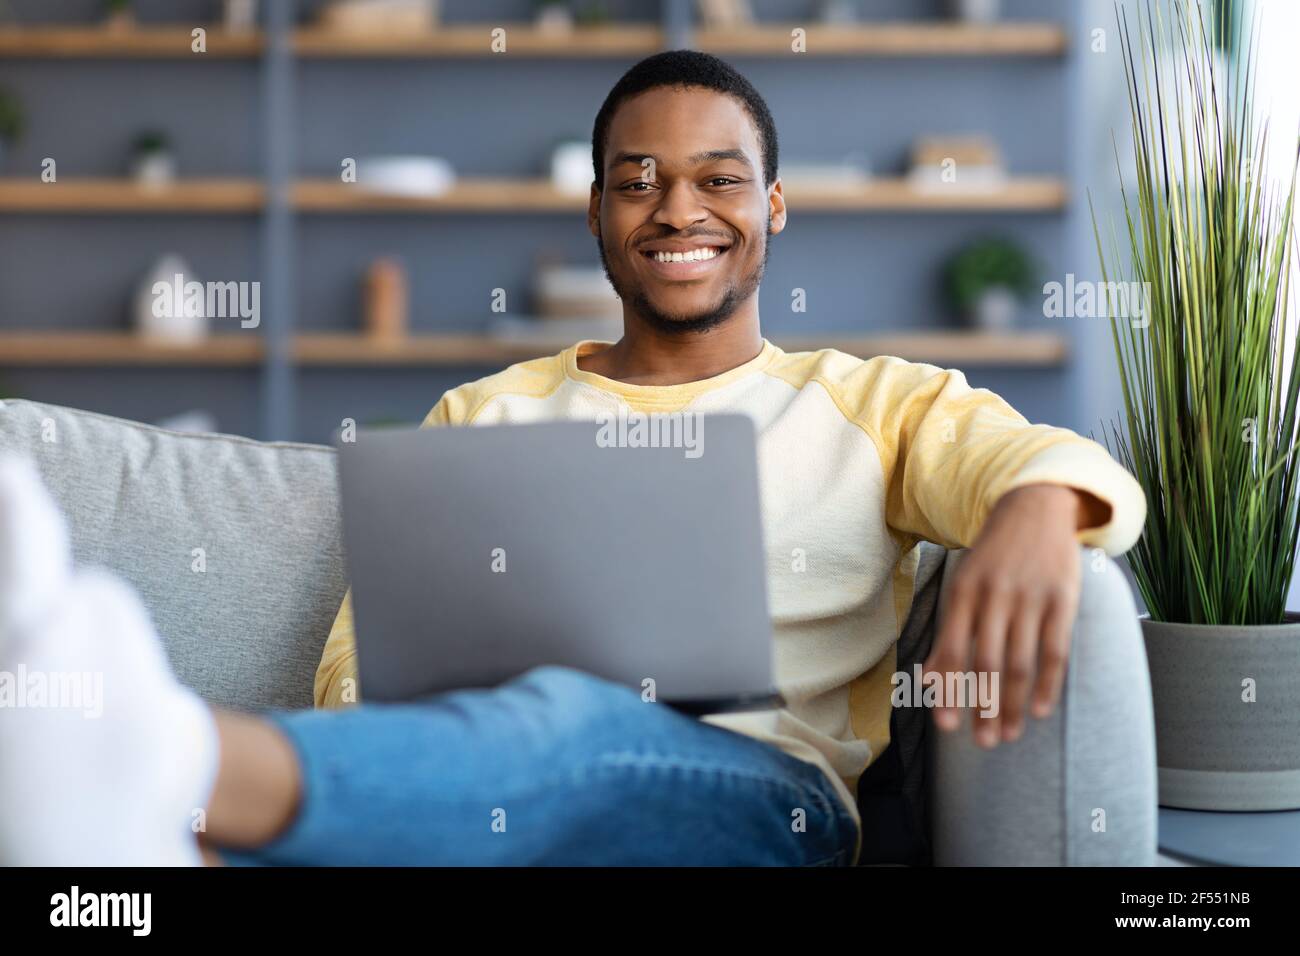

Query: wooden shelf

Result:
[695,22,1067,56]
[293,176,1067,213]
[0,179,265,213]
[0,26,263,58]
[294,332,1067,368]
[785,176,1066,211]
[0,333,264,366]
[293,24,662,58]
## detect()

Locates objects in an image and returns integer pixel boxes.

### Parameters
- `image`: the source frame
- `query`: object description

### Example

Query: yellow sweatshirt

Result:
[314,339,1146,860]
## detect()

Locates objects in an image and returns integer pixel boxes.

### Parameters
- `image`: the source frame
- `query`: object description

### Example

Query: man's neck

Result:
[577,313,764,386]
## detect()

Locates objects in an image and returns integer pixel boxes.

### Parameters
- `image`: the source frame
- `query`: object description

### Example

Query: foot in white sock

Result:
[0,457,219,865]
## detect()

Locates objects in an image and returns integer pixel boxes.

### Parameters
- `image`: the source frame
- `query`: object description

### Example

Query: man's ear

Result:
[587,183,602,238]
[767,178,787,237]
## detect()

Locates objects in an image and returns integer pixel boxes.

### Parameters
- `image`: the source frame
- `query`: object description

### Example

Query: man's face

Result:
[589,86,786,335]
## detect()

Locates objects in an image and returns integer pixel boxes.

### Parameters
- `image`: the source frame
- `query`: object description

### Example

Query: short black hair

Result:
[591,50,778,192]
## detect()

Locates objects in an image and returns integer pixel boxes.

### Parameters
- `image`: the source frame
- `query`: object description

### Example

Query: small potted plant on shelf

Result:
[0,86,22,170]
[1096,1,1300,810]
[129,130,176,186]
[941,237,1035,331]
[103,0,135,32]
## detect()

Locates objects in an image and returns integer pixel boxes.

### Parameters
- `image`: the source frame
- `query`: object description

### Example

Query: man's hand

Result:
[922,484,1108,748]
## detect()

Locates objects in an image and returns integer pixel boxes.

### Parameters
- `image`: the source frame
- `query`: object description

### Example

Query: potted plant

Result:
[129,129,176,185]
[942,237,1035,331]
[0,86,22,169]
[1096,2,1300,810]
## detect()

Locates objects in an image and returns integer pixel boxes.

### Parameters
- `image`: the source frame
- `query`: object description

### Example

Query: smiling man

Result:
[311,52,1146,863]
[0,51,1146,868]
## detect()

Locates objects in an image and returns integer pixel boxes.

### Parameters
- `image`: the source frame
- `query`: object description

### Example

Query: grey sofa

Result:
[0,398,1158,866]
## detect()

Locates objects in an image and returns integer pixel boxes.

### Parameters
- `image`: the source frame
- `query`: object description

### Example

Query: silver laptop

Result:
[334,415,782,714]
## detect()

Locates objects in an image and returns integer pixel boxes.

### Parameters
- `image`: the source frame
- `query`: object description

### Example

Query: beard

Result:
[597,228,772,336]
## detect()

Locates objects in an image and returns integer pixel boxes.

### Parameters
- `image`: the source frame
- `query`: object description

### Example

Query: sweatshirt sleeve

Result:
[312,395,455,709]
[833,356,1146,555]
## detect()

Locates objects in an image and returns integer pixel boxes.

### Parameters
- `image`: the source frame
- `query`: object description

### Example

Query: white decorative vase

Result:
[135,255,209,342]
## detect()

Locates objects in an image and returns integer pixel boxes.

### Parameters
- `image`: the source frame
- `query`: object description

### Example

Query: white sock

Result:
[0,457,220,866]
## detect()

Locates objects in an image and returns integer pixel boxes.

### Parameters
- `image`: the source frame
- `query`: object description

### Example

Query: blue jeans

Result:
[221,666,860,866]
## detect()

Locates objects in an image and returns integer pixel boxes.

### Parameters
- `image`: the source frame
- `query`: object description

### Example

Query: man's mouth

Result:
[638,245,730,280]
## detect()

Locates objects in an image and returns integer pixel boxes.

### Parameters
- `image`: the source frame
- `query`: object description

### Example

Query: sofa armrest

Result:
[925,547,1157,865]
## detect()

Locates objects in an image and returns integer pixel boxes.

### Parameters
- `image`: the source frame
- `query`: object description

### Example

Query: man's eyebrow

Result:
[609,149,754,170]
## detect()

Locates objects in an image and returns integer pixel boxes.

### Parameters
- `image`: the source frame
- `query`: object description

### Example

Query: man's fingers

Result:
[971,585,1012,748]
[925,573,978,733]
[1031,592,1075,719]
[1000,598,1044,742]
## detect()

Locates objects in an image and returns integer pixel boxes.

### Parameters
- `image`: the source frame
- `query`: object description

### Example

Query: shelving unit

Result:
[0,1,1085,441]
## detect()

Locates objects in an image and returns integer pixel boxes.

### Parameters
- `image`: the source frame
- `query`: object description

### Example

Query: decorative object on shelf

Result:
[223,0,259,33]
[533,0,574,33]
[696,0,753,29]
[907,135,1006,191]
[534,261,623,324]
[947,0,1000,23]
[778,155,871,189]
[1097,2,1300,811]
[0,85,22,170]
[550,138,593,196]
[362,257,409,341]
[942,238,1034,331]
[129,130,176,186]
[102,0,135,32]
[355,155,455,197]
[133,254,209,343]
[317,0,439,33]
[818,0,859,24]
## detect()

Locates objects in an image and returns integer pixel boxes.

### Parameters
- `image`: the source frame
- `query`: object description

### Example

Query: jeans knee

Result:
[516,665,637,711]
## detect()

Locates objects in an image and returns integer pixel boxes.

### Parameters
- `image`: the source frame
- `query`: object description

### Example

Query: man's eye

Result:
[621,181,654,191]
[707,177,740,187]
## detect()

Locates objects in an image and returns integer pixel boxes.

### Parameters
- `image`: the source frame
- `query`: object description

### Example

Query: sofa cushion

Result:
[0,399,346,712]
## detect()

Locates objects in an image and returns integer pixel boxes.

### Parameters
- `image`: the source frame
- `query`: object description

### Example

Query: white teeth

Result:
[652,247,720,263]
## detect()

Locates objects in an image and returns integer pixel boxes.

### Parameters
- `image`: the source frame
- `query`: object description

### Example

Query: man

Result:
[0,52,1142,866]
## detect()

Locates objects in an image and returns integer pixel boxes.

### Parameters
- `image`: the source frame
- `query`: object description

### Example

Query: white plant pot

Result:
[949,0,1000,23]
[131,152,177,187]
[971,286,1018,331]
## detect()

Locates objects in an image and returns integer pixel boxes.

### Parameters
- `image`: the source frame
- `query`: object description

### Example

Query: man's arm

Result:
[838,356,1147,746]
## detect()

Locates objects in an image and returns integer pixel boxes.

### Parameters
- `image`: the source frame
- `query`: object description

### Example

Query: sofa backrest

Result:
[0,399,346,712]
